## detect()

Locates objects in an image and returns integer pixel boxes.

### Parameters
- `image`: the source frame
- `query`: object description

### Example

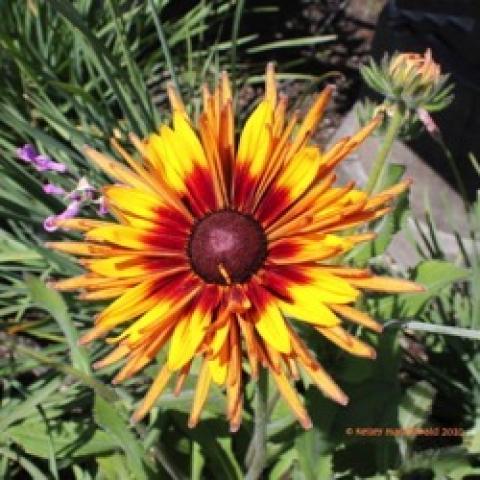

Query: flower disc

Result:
[188,210,267,284]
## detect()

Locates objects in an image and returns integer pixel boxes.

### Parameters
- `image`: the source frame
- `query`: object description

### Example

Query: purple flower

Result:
[97,196,109,216]
[43,215,59,232]
[34,154,67,173]
[16,144,38,163]
[67,177,95,200]
[15,143,67,172]
[43,200,81,232]
[43,183,66,195]
[61,200,81,218]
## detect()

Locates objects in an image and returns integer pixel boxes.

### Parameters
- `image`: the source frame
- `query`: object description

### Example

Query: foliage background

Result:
[0,1,479,479]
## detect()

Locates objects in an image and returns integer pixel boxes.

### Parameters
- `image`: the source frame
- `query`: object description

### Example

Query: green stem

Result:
[134,423,186,480]
[245,368,268,480]
[436,137,470,211]
[365,105,404,194]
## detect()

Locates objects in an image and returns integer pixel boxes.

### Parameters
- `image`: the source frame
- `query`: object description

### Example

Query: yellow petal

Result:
[103,186,164,221]
[82,255,147,278]
[307,270,360,303]
[146,132,185,191]
[209,318,231,357]
[236,100,273,177]
[168,307,210,371]
[255,302,291,354]
[46,242,127,257]
[276,146,322,199]
[209,355,228,385]
[86,225,147,250]
[280,294,340,327]
[173,113,208,168]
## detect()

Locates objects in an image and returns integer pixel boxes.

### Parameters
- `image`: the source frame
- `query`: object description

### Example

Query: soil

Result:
[238,0,387,144]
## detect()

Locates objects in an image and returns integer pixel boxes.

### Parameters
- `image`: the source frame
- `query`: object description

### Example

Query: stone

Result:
[329,107,474,267]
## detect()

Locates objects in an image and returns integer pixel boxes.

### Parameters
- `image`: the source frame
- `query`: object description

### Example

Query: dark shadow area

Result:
[369,0,480,201]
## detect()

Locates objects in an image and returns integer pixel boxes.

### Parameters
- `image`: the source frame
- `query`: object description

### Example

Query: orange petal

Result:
[270,368,312,429]
[265,62,277,106]
[301,360,348,406]
[93,344,130,370]
[188,360,212,428]
[329,304,383,333]
[287,85,333,157]
[348,276,425,293]
[131,364,172,423]
[83,146,150,192]
[316,325,376,359]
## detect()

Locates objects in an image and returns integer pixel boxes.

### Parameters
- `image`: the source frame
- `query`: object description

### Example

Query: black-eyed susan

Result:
[47,64,422,431]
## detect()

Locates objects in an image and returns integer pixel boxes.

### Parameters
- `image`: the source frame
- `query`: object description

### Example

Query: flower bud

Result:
[360,49,453,112]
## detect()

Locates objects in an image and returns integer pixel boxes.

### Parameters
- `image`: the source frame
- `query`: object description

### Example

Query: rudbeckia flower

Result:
[47,64,422,431]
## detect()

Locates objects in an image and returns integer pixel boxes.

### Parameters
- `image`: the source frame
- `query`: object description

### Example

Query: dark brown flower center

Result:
[187,210,267,285]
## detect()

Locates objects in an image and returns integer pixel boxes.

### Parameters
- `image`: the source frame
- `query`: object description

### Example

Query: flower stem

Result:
[436,137,470,211]
[365,105,404,194]
[245,368,269,480]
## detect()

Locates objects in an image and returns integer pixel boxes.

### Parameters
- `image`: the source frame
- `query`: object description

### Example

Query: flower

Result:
[16,144,38,163]
[95,196,109,216]
[43,200,82,232]
[43,183,66,196]
[360,49,453,112]
[389,49,440,89]
[34,154,67,172]
[16,143,67,172]
[67,177,96,201]
[47,64,422,431]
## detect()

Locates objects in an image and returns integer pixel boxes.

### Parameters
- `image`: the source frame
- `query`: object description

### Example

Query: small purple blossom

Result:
[62,200,82,218]
[96,196,109,216]
[33,154,67,173]
[16,144,38,163]
[43,183,66,195]
[43,216,58,232]
[15,143,67,172]
[67,177,95,200]
[43,200,82,232]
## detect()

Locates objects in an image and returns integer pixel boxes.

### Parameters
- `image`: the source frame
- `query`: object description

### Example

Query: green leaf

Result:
[96,453,132,480]
[6,420,117,459]
[171,413,243,480]
[269,449,297,480]
[247,35,336,53]
[399,381,435,430]
[0,447,49,480]
[295,429,333,480]
[25,274,90,373]
[9,342,117,402]
[401,260,470,317]
[94,396,150,480]
[0,377,62,431]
